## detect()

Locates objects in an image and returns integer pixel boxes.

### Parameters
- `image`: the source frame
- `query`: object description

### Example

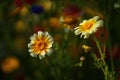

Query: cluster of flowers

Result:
[28,16,103,59]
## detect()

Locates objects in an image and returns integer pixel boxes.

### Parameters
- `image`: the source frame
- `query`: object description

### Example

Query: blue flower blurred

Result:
[31,5,44,14]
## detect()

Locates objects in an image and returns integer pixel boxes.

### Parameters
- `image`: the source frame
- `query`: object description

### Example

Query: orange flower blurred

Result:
[94,27,108,43]
[1,56,20,73]
[49,17,61,30]
[60,5,82,29]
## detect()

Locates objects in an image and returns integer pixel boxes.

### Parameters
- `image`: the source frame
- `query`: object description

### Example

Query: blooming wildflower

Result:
[74,16,103,38]
[28,31,54,59]
[82,44,91,53]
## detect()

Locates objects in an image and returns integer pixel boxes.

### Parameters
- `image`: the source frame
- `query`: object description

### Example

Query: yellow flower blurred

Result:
[28,31,54,59]
[40,1,53,11]
[1,56,20,73]
[82,44,91,53]
[15,20,26,32]
[19,6,29,16]
[60,16,80,30]
[74,16,103,38]
[49,17,61,29]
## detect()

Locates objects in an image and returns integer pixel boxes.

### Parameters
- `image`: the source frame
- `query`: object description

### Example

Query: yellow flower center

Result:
[37,40,46,50]
[84,23,92,30]
[82,20,96,31]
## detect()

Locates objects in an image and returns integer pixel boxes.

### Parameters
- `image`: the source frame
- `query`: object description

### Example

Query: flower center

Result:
[83,22,92,31]
[37,41,46,50]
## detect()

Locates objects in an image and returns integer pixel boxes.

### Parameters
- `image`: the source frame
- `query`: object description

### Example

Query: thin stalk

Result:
[93,36,106,65]
[104,0,115,79]
[105,15,115,80]
[93,36,109,80]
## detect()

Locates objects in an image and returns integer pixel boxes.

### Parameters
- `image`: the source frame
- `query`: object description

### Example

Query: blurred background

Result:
[0,0,120,80]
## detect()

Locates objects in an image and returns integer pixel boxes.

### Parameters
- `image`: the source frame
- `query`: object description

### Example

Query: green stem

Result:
[105,15,115,80]
[93,36,106,65]
[104,0,115,79]
[93,36,109,80]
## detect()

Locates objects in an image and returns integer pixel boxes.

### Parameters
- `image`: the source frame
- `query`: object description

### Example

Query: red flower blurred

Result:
[112,44,120,60]
[14,0,37,7]
[61,5,82,29]
[94,27,120,60]
[90,27,120,60]
[33,26,45,33]
[94,27,108,43]
[15,73,25,80]
[63,5,82,18]
[89,27,108,58]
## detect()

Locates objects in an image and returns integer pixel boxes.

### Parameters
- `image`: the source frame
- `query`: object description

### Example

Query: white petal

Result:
[39,55,42,59]
[48,38,54,43]
[28,43,31,47]
[79,20,88,25]
[39,51,45,59]
[28,49,33,52]
[74,26,80,30]
[38,31,43,37]
[41,51,46,57]
[88,20,103,34]
[84,34,89,39]
[30,40,34,44]
[30,53,37,57]
[33,34,37,37]
[46,48,53,56]
[29,36,33,40]
[46,35,52,40]
[75,29,81,35]
[51,41,54,44]
[92,16,99,21]
[30,34,36,40]
[47,44,52,48]
[80,34,83,38]
[45,32,49,35]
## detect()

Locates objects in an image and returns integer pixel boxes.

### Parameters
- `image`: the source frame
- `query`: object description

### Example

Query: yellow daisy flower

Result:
[28,31,54,59]
[74,16,103,38]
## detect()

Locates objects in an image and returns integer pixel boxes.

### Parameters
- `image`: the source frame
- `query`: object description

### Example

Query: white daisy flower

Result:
[74,16,103,38]
[28,31,54,59]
